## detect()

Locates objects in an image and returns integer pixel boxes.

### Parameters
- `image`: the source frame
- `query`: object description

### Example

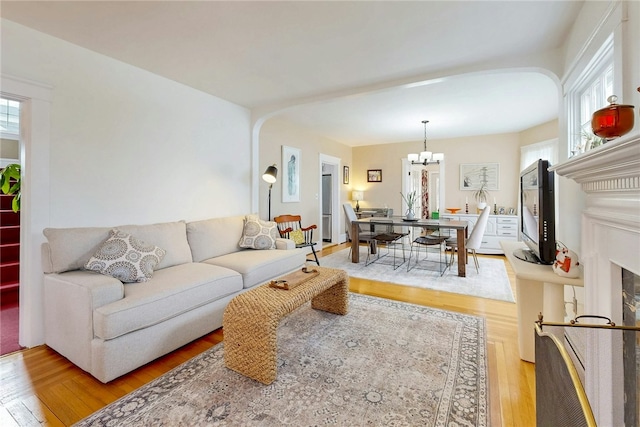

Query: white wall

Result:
[258,117,353,239]
[558,0,640,255]
[1,19,251,345]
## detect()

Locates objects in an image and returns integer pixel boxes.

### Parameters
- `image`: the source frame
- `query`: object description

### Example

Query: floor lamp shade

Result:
[262,165,278,221]
[262,165,278,184]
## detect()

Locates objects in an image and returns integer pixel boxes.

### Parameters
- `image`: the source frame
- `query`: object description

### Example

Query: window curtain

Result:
[520,139,558,171]
[421,170,429,219]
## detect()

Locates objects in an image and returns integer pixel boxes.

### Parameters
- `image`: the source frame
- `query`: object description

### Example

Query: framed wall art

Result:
[460,163,499,191]
[343,166,349,184]
[367,169,382,182]
[281,145,301,202]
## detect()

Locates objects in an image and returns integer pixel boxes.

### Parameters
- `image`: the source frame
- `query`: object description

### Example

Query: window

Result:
[568,35,614,155]
[0,98,20,138]
[521,139,558,171]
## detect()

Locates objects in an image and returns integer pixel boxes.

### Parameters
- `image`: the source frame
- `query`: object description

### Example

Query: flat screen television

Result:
[515,159,556,265]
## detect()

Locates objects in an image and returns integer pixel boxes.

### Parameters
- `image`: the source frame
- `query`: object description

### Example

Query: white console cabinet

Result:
[440,212,518,254]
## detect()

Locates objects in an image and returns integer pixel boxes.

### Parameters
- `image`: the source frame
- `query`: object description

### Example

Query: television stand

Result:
[513,248,544,264]
[500,241,584,363]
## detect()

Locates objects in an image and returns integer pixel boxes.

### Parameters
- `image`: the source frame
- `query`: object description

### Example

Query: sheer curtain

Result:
[520,139,558,171]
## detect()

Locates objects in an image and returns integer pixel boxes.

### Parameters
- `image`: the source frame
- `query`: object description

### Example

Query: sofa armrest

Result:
[275,238,296,250]
[43,271,124,372]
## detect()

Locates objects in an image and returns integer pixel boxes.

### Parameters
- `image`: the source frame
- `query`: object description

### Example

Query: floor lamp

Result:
[262,164,278,221]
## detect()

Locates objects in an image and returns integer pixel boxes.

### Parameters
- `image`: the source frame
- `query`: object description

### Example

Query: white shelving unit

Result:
[440,212,518,254]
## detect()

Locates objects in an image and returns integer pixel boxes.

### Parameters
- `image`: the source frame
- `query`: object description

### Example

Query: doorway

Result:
[0,97,22,355]
[401,158,446,219]
[319,154,341,248]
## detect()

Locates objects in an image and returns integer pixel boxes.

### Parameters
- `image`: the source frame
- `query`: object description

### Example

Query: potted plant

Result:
[0,163,21,212]
[473,183,489,211]
[400,190,417,219]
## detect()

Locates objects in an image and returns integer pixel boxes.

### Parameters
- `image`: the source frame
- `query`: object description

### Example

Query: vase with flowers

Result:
[473,183,489,213]
[400,191,417,220]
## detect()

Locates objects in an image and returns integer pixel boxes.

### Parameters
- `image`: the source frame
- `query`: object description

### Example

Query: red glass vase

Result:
[591,95,635,140]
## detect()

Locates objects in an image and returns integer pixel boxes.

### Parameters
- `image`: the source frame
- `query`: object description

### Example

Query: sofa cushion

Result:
[238,214,278,250]
[85,230,166,283]
[44,227,113,273]
[93,263,242,340]
[44,221,192,274]
[203,247,306,289]
[117,221,192,269]
[186,215,245,262]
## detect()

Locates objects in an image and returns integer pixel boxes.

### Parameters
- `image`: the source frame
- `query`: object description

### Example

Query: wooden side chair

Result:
[273,214,320,266]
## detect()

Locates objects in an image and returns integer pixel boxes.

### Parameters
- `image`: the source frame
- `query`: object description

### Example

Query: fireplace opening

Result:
[621,268,639,427]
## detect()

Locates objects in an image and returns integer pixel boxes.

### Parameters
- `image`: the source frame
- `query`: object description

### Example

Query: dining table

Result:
[350,217,470,277]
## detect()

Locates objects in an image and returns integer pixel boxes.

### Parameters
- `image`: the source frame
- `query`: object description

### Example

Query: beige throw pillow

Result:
[85,229,166,283]
[238,214,277,250]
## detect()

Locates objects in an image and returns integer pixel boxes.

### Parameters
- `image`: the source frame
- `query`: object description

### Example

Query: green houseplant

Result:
[0,163,21,212]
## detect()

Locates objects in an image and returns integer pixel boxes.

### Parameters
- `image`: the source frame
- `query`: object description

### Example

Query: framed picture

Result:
[281,145,301,203]
[367,169,382,182]
[343,166,349,184]
[459,162,499,191]
[508,207,516,215]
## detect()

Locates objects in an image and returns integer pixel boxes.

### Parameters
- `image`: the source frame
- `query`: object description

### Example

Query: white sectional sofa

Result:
[41,215,307,382]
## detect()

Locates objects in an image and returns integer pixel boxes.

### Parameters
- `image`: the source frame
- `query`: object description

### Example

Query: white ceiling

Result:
[1,1,583,145]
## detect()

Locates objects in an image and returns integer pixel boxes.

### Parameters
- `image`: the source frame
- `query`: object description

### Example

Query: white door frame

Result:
[1,74,52,347]
[401,157,446,215]
[318,154,341,246]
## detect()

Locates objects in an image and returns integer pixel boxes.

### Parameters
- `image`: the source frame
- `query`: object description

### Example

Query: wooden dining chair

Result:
[273,214,320,265]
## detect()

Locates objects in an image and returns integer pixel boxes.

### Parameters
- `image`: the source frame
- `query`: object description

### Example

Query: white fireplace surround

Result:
[553,133,640,427]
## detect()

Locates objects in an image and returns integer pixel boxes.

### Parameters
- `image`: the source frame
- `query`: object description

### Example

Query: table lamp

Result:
[352,190,364,212]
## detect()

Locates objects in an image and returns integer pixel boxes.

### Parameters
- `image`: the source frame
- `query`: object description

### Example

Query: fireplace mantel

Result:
[552,133,640,193]
[551,132,640,426]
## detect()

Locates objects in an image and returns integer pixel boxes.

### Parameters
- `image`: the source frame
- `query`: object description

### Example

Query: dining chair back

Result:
[343,203,377,259]
[447,206,491,273]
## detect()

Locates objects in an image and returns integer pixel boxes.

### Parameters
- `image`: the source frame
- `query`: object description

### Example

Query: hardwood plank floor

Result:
[0,244,535,426]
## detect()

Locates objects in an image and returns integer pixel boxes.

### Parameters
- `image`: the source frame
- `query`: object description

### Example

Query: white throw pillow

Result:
[238,214,278,250]
[85,229,166,283]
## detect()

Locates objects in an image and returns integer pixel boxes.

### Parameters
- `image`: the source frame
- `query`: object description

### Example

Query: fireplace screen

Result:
[622,269,639,427]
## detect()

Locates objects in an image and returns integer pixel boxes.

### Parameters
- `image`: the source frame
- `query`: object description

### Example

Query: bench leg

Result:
[223,312,279,385]
[311,280,349,315]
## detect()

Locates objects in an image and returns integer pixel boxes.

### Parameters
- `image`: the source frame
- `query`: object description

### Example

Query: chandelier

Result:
[407,120,444,165]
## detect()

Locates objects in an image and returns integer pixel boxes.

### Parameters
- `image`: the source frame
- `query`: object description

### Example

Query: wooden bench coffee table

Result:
[223,266,349,384]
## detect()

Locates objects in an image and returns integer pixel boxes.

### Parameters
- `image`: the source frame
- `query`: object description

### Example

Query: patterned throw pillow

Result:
[289,229,305,245]
[85,230,167,283]
[238,214,278,250]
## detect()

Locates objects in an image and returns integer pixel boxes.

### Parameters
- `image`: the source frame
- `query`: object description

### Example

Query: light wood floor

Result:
[0,244,535,426]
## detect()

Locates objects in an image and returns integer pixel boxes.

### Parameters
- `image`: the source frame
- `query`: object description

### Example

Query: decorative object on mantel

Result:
[552,242,580,279]
[446,208,461,214]
[0,163,21,212]
[591,95,635,140]
[407,120,444,165]
[400,190,417,219]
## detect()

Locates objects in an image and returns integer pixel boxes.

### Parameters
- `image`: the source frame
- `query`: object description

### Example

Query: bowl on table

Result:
[446,208,461,214]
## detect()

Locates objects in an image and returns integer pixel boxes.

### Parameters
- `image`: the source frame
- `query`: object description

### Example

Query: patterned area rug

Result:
[75,294,489,426]
[321,248,515,303]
